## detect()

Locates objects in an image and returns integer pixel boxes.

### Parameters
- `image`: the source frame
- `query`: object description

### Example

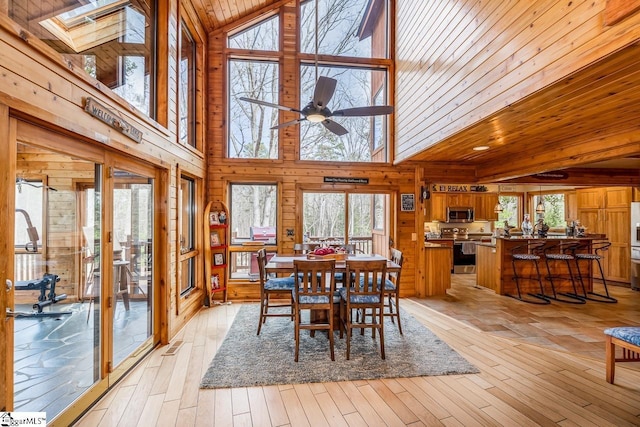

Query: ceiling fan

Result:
[240,76,393,136]
[239,0,393,136]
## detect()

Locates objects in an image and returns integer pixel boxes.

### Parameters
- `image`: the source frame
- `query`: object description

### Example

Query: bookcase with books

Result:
[204,201,228,304]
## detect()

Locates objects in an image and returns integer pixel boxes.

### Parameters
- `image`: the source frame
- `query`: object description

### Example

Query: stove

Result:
[440,227,469,240]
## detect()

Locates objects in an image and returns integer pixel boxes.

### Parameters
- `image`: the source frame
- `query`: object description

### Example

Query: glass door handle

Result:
[5,279,11,292]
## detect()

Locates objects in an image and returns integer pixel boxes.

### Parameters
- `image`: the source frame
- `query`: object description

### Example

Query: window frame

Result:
[178,173,199,298]
[178,20,197,149]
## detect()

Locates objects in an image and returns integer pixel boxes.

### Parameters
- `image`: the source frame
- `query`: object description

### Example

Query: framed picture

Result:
[214,253,225,266]
[209,211,219,225]
[211,273,220,290]
[401,193,415,212]
[210,231,220,246]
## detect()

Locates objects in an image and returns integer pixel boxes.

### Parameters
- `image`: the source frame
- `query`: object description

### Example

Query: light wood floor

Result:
[75,277,640,426]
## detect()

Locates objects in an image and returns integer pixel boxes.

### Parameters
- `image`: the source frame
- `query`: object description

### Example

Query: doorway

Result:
[6,121,160,423]
[301,191,391,256]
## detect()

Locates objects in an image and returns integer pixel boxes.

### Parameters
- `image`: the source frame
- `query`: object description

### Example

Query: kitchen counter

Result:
[420,243,452,297]
[477,237,597,295]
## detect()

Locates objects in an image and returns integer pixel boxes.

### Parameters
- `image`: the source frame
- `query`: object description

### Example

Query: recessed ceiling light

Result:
[473,145,490,151]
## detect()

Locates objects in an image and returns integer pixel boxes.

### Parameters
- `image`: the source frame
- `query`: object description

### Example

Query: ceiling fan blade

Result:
[322,119,348,136]
[271,118,306,130]
[332,105,394,117]
[239,97,301,113]
[312,76,337,108]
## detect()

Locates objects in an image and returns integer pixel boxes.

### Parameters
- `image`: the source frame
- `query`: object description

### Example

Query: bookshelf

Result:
[204,201,228,304]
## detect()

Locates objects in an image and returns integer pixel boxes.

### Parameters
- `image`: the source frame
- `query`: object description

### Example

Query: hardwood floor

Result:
[74,276,640,426]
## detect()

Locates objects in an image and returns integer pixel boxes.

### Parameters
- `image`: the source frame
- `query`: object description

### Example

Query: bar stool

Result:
[542,242,586,304]
[573,241,617,303]
[508,241,550,304]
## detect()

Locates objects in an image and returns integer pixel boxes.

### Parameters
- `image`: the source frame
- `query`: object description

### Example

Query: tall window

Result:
[179,176,196,295]
[228,60,279,159]
[8,0,156,116]
[299,65,388,162]
[227,16,280,159]
[179,23,196,147]
[298,0,390,162]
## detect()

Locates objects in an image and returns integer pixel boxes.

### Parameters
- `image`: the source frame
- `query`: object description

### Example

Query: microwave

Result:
[447,207,474,223]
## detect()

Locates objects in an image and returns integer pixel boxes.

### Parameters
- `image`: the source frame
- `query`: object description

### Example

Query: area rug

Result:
[200,304,479,389]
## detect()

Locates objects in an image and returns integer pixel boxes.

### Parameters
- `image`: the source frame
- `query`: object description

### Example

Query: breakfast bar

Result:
[476,237,599,297]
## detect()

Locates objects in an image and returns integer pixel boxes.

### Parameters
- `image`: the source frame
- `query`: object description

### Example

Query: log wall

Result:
[0,0,207,341]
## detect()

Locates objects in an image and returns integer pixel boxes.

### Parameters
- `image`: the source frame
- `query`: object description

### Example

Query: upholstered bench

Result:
[604,327,640,384]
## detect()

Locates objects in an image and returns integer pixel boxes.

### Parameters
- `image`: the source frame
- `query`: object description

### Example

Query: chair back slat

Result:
[293,259,336,300]
[346,259,387,297]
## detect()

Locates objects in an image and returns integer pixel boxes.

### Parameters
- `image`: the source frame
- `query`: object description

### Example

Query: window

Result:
[179,176,197,295]
[533,193,566,228]
[179,22,196,147]
[372,89,385,153]
[230,184,278,245]
[300,0,388,59]
[373,194,385,230]
[228,60,279,159]
[228,15,279,50]
[8,0,156,116]
[15,179,43,253]
[299,65,388,162]
[497,195,520,228]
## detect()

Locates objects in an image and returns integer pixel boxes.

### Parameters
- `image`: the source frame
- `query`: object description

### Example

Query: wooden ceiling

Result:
[189,0,282,32]
[407,41,640,185]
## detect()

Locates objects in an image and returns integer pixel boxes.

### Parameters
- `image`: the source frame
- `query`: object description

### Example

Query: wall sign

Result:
[84,97,143,143]
[431,184,488,192]
[401,193,415,211]
[324,176,369,184]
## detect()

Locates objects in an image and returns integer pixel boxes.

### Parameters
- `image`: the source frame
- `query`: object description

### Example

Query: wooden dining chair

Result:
[292,259,337,361]
[383,248,404,334]
[339,259,387,360]
[256,248,296,335]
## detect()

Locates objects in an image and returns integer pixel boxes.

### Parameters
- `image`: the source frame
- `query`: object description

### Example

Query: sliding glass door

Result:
[302,191,390,256]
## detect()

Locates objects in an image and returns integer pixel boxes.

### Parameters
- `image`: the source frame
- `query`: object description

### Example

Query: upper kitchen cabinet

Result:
[577,187,631,209]
[564,191,577,222]
[474,193,498,221]
[447,193,474,207]
[428,193,447,222]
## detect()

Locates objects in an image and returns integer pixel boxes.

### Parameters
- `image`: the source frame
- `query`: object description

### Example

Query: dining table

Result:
[265,253,401,330]
[265,253,401,275]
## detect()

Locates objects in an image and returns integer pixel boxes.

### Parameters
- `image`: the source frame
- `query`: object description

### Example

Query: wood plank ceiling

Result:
[189,0,640,185]
[189,0,281,32]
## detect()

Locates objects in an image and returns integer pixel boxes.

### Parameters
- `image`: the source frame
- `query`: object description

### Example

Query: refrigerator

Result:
[631,202,640,290]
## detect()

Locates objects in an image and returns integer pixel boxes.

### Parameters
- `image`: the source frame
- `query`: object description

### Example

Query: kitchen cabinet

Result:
[447,193,474,207]
[564,190,577,222]
[428,193,447,221]
[576,187,631,283]
[474,193,499,221]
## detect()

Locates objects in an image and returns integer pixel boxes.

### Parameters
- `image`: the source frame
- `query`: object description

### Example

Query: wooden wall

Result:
[0,0,207,342]
[394,0,640,162]
[206,2,423,298]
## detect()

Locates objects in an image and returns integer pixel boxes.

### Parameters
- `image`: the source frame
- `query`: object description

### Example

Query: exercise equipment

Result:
[14,273,72,317]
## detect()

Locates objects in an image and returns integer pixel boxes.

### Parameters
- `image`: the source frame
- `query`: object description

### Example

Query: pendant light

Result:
[535,186,545,213]
[493,185,503,213]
